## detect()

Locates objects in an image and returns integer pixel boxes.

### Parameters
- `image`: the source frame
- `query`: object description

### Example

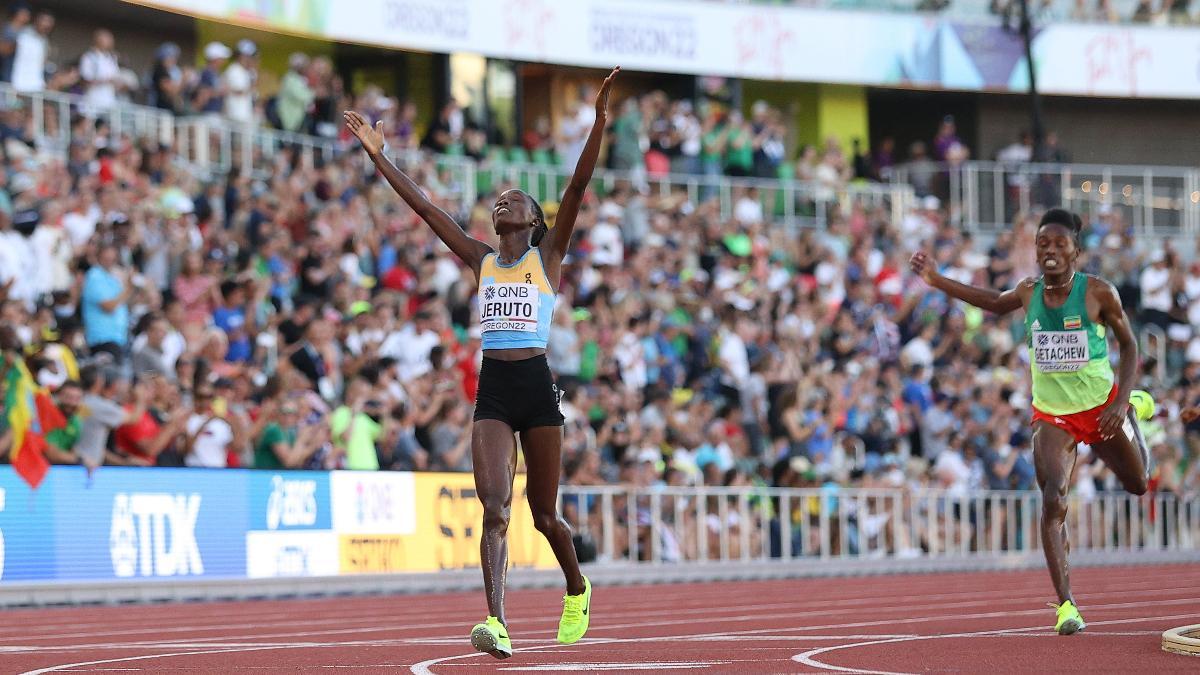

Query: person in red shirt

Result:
[454,327,482,402]
[113,373,188,465]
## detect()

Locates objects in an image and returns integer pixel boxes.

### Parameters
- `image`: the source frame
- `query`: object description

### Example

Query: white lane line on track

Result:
[21,570,1200,674]
[0,592,914,645]
[19,608,1195,675]
[410,598,1200,675]
[7,570,1200,641]
[653,594,1200,640]
[790,611,1200,675]
[20,646,334,675]
[2,630,1164,658]
[584,592,1200,635]
[20,585,1191,657]
[0,589,1060,649]
[495,661,739,671]
[8,570,1200,646]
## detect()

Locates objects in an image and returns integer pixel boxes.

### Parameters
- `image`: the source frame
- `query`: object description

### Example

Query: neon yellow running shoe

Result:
[557,576,592,644]
[1051,600,1086,635]
[470,616,512,659]
[1130,390,1155,422]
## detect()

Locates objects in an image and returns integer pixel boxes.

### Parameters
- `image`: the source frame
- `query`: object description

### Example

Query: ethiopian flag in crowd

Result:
[3,359,66,489]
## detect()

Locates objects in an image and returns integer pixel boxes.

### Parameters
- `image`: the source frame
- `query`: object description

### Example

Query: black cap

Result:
[12,208,39,236]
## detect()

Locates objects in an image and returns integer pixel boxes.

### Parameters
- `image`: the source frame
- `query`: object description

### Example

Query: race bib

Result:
[479,283,540,333]
[1033,330,1090,372]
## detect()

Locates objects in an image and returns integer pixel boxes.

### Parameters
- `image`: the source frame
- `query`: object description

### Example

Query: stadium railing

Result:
[173,115,479,213]
[0,464,1194,605]
[4,82,1195,239]
[173,114,915,231]
[558,485,1200,565]
[486,162,914,232]
[0,84,174,154]
[887,160,1200,236]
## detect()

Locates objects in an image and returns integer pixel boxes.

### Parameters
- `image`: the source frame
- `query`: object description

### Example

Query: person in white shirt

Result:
[80,29,120,111]
[996,130,1033,191]
[588,207,624,267]
[733,187,763,225]
[901,321,937,370]
[934,444,971,498]
[718,316,750,388]
[62,191,100,249]
[673,101,702,175]
[1139,249,1173,329]
[1183,261,1200,328]
[11,10,51,93]
[557,91,596,171]
[379,311,440,381]
[613,326,647,391]
[29,211,71,295]
[0,211,37,309]
[223,39,257,124]
[185,383,236,468]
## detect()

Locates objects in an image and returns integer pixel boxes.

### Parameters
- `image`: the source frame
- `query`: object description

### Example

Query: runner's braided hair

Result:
[1038,207,1084,249]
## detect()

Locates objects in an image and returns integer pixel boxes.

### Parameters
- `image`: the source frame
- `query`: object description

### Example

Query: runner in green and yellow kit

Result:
[911,207,1153,636]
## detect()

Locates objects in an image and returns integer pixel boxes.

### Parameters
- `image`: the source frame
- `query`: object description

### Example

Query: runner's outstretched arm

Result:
[345,110,491,274]
[910,251,1025,315]
[543,67,619,263]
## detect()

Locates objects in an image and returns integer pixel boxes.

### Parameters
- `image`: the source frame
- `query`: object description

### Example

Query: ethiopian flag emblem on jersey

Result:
[1063,315,1082,330]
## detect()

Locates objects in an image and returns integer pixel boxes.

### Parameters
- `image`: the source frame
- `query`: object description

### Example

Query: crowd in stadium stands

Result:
[0,5,1058,195]
[0,2,1197,561]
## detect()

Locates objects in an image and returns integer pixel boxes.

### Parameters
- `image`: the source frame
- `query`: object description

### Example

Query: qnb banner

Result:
[0,467,552,585]
[122,0,1200,98]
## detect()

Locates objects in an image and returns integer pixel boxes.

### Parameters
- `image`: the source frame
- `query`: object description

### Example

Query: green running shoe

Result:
[1129,390,1155,422]
[557,576,592,644]
[1051,600,1086,635]
[470,615,512,659]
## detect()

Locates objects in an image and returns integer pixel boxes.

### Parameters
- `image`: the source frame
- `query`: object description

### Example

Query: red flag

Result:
[35,391,67,433]
[12,431,49,489]
[4,361,65,489]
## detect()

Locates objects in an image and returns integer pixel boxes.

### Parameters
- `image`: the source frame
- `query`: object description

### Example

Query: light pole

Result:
[1018,0,1046,161]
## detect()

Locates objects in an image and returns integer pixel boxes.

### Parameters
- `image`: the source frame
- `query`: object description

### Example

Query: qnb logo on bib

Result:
[110,493,204,578]
[1034,330,1090,372]
[480,283,540,333]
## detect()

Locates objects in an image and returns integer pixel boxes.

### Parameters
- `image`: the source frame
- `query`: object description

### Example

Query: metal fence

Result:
[478,162,914,232]
[172,115,914,231]
[0,83,174,154]
[175,117,337,177]
[4,80,1194,239]
[888,160,1200,236]
[559,485,1200,565]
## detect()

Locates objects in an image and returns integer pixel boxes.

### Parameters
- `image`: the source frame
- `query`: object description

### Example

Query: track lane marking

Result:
[791,611,1200,674]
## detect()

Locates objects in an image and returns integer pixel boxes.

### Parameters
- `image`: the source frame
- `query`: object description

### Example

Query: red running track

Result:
[1,564,1198,673]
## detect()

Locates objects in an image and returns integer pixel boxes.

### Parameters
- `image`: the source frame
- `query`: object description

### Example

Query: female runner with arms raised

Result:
[344,66,619,658]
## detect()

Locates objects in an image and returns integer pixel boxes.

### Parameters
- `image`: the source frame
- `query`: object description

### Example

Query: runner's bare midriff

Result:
[483,347,546,361]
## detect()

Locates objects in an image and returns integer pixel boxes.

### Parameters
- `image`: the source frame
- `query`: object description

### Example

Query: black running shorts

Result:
[473,354,565,432]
